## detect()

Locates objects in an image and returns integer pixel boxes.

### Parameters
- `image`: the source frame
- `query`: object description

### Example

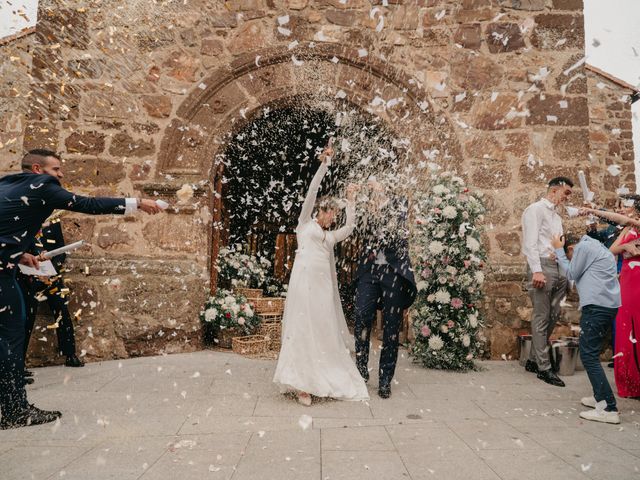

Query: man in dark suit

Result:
[354,183,417,399]
[0,149,161,429]
[20,219,85,373]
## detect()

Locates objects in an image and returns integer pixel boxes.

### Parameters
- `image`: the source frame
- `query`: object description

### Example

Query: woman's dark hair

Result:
[620,193,640,213]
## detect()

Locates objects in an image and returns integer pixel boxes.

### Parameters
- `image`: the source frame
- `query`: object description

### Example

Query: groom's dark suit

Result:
[0,172,126,422]
[354,198,417,391]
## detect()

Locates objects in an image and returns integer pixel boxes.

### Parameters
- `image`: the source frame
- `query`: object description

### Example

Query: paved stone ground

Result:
[1,349,639,480]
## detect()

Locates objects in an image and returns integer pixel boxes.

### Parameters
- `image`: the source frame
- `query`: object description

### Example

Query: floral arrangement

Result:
[409,172,487,371]
[200,288,260,336]
[216,246,272,290]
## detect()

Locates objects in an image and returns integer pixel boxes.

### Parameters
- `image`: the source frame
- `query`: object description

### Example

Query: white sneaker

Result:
[581,396,596,408]
[579,409,620,424]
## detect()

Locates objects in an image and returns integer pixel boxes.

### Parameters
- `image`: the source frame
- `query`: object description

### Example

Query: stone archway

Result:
[154,42,464,290]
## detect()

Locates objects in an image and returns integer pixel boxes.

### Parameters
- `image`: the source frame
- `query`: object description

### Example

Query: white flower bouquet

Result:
[409,172,487,371]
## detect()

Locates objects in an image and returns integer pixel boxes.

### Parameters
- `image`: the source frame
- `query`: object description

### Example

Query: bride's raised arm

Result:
[298,147,332,225]
[329,183,359,244]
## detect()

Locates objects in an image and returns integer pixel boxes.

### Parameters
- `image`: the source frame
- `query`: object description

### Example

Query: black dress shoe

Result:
[0,404,61,430]
[537,369,565,387]
[378,384,391,399]
[24,377,34,385]
[524,360,539,373]
[65,354,85,367]
[24,370,34,377]
[356,363,369,382]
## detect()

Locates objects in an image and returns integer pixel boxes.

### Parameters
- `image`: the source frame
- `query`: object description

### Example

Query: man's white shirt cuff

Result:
[124,198,138,215]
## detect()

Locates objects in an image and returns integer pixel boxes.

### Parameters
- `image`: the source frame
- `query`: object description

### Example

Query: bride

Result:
[272,144,369,405]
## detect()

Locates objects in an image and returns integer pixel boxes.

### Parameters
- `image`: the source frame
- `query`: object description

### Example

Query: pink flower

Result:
[421,325,431,337]
[433,208,442,214]
[237,317,246,325]
[463,260,471,268]
[447,320,455,328]
[442,256,451,265]
[421,268,432,279]
[451,298,463,309]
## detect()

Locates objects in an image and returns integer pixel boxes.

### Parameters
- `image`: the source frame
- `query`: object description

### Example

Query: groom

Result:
[354,180,417,398]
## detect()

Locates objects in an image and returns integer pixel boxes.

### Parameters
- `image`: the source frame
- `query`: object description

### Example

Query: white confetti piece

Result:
[298,414,312,430]
[291,55,303,66]
[581,463,592,472]
[607,165,621,176]
[358,48,368,57]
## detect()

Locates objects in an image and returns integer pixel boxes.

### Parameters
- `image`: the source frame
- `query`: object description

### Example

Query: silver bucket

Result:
[551,340,579,376]
[560,336,584,371]
[519,335,532,366]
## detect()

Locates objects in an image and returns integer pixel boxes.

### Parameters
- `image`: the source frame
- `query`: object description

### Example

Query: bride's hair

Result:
[315,196,339,214]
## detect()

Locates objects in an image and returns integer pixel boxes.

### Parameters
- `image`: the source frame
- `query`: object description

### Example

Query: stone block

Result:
[27,83,81,121]
[230,21,270,55]
[206,13,239,28]
[518,164,575,184]
[142,213,208,253]
[96,225,133,250]
[35,7,90,49]
[531,14,584,50]
[552,129,589,163]
[486,320,519,359]
[141,95,173,118]
[61,217,96,245]
[325,9,359,27]
[552,0,583,9]
[471,163,512,189]
[504,132,530,158]
[472,94,523,130]
[453,24,482,50]
[31,48,65,82]
[201,37,224,56]
[555,53,588,94]
[131,123,161,135]
[526,94,589,126]
[80,90,139,119]
[64,131,106,155]
[485,281,523,298]
[67,59,104,79]
[497,0,545,10]
[465,135,506,161]
[23,122,59,151]
[109,133,155,158]
[495,232,521,256]
[421,27,452,47]
[450,52,503,90]
[61,157,126,187]
[485,23,525,53]
[285,0,308,9]
[162,50,201,82]
[225,0,266,11]
[389,6,420,30]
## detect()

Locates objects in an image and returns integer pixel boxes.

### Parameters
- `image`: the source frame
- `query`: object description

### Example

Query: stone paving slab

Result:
[0,350,639,480]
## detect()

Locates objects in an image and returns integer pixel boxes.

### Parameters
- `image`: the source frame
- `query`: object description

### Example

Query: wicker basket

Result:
[217,327,243,349]
[257,314,282,351]
[232,335,269,356]
[234,287,263,299]
[249,297,285,314]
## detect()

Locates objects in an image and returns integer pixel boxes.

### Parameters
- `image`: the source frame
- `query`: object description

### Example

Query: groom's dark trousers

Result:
[355,263,414,387]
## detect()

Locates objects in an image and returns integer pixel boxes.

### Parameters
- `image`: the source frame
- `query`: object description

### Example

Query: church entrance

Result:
[211,96,399,322]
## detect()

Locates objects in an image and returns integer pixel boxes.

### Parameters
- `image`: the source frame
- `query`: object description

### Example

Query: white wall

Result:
[0,0,38,41]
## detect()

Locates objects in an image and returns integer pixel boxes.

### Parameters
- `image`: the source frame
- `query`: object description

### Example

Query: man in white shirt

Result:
[521,176,573,387]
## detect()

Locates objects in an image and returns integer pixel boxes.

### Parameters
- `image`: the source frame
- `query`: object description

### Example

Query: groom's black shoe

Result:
[537,369,565,387]
[378,383,391,399]
[357,362,369,383]
[524,360,538,373]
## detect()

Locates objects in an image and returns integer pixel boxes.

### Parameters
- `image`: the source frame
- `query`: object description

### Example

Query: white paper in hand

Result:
[18,260,57,277]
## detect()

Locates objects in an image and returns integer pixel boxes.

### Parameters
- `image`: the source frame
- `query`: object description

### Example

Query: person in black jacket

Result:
[20,219,85,372]
[0,149,161,429]
[353,181,417,399]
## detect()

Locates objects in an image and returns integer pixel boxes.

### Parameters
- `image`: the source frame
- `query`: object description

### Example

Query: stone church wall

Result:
[0,0,635,363]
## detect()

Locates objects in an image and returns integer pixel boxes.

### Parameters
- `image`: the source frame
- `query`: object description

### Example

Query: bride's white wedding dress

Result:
[272,162,369,401]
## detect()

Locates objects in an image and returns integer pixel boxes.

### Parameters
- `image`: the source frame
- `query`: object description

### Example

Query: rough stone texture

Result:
[64,131,106,154]
[141,95,173,118]
[526,94,589,126]
[485,23,525,53]
[453,24,482,50]
[531,14,585,50]
[109,132,155,157]
[1,0,634,363]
